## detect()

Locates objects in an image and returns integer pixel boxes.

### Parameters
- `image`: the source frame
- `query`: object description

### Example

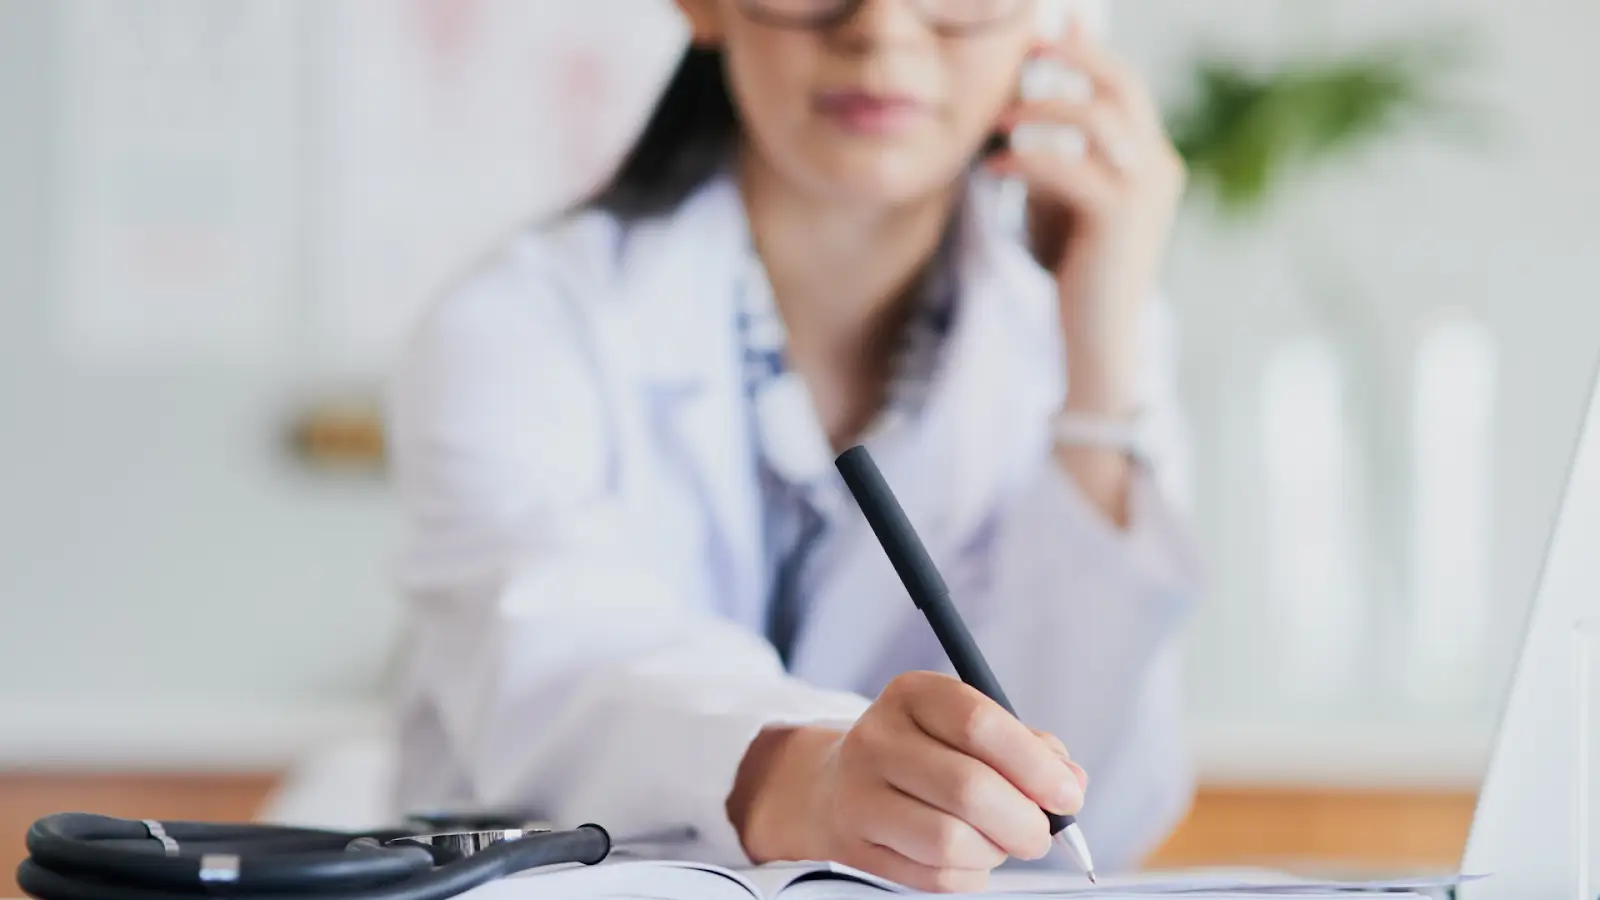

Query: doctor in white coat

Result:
[387,0,1200,891]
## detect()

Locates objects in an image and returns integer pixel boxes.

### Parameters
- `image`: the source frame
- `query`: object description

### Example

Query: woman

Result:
[387,0,1200,891]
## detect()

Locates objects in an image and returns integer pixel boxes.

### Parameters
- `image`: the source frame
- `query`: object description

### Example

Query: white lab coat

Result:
[385,170,1202,873]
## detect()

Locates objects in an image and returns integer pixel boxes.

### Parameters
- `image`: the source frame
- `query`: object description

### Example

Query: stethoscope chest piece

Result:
[386,827,550,864]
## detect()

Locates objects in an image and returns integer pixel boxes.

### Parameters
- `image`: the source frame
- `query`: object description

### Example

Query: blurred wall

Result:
[0,0,685,766]
[1116,0,1600,749]
[0,0,402,765]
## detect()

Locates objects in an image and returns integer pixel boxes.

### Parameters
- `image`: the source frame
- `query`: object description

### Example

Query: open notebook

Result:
[457,857,1476,900]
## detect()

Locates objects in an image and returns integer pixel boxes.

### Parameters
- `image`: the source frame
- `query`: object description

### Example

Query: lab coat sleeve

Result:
[386,247,871,865]
[973,294,1202,873]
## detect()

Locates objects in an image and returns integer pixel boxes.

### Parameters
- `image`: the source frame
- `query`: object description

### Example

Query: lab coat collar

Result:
[614,169,1065,645]
[621,174,753,391]
[621,169,1061,398]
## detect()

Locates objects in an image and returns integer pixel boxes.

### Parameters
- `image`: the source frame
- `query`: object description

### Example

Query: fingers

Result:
[841,782,1008,871]
[892,672,1086,820]
[995,15,1181,204]
[987,150,1117,219]
[999,98,1143,174]
[1031,727,1089,789]
[829,674,1094,891]
[836,842,992,895]
[870,723,1053,860]
[988,87,1185,216]
[1029,19,1163,132]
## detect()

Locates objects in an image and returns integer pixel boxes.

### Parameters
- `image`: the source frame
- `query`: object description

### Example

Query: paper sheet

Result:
[984,870,1482,895]
[742,861,1479,899]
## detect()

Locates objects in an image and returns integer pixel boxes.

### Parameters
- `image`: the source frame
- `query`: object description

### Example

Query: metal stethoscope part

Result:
[383,827,550,864]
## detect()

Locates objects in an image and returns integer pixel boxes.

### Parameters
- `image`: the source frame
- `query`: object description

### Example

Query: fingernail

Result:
[1053,128,1089,162]
[1009,123,1049,155]
[1049,778,1084,815]
[1101,133,1136,173]
[1067,761,1089,790]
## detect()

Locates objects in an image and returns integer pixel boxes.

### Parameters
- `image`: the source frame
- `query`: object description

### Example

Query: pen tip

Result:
[1087,871,1098,884]
[1054,824,1096,882]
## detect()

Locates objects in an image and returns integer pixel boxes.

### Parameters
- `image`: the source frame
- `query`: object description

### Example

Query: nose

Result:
[824,0,931,55]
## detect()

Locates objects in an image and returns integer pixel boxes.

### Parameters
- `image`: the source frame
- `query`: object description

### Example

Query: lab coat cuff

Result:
[691,694,870,865]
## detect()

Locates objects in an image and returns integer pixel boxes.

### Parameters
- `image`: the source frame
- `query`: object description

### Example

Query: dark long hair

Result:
[586,47,741,220]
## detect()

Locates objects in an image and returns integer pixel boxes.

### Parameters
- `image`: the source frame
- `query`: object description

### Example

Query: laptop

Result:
[1460,369,1600,900]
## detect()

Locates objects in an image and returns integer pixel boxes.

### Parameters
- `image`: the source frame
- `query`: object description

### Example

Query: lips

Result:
[814,89,930,135]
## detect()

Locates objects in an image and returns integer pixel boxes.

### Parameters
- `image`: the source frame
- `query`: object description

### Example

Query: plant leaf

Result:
[1166,27,1489,219]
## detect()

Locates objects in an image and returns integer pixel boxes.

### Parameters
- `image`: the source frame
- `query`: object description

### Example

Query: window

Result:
[1408,318,1497,706]
[1260,335,1365,703]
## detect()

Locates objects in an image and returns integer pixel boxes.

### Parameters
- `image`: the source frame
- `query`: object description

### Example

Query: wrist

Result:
[1063,381,1138,417]
[1053,441,1134,528]
[1060,328,1140,415]
[728,725,842,863]
[1050,406,1145,529]
[1062,364,1140,418]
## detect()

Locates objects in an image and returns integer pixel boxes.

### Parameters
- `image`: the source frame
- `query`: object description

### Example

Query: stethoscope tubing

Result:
[17,813,611,900]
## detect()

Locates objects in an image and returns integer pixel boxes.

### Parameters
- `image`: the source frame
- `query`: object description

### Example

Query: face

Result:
[679,0,1038,206]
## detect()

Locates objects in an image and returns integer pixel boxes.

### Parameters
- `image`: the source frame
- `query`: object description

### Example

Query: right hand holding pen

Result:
[731,671,1088,893]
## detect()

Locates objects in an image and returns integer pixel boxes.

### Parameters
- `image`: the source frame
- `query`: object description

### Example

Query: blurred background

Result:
[2,0,1598,890]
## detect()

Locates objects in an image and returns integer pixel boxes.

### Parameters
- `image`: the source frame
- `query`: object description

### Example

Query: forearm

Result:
[1053,443,1133,529]
[1054,314,1139,529]
[402,582,870,864]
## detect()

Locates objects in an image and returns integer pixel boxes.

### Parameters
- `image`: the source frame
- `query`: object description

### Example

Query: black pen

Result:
[835,445,1097,882]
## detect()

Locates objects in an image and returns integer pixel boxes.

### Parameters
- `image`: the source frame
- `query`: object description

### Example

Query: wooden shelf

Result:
[288,403,386,469]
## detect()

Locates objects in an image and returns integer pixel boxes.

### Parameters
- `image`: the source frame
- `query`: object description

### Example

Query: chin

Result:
[803,148,970,208]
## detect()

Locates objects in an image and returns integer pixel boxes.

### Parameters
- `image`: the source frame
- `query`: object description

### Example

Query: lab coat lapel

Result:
[619,178,766,630]
[791,177,1065,692]
[917,181,1064,556]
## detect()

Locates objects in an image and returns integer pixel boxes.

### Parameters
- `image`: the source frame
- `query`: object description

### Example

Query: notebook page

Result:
[976,872,1483,895]
[741,861,889,897]
[751,862,1479,900]
[748,862,1315,898]
[777,886,1435,900]
[459,857,761,900]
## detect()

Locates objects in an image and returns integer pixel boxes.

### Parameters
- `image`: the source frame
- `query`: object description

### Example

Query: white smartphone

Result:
[1014,0,1102,157]
[992,0,1106,234]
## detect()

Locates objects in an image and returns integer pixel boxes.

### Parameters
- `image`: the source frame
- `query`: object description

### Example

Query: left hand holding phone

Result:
[985,18,1186,418]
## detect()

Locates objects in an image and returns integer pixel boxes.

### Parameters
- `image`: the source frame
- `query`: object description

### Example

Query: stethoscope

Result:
[16,811,630,900]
